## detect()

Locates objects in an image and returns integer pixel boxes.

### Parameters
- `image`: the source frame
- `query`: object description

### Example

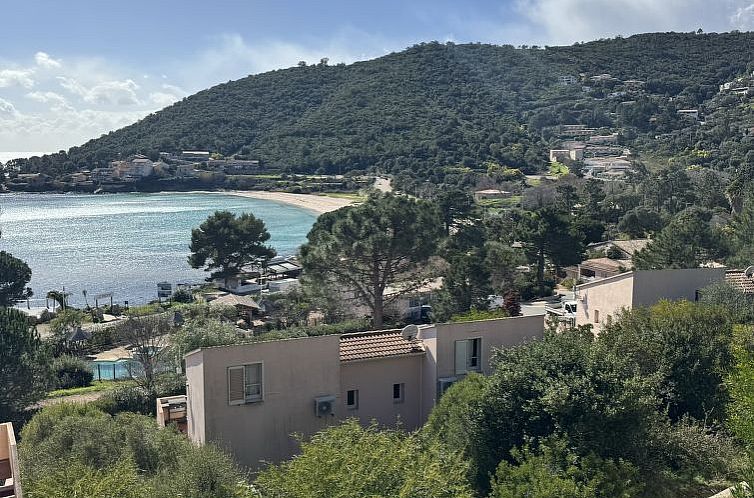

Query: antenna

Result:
[745,266,754,278]
[401,324,419,341]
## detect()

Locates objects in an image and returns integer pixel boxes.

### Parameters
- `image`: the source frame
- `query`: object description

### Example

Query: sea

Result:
[0,192,317,306]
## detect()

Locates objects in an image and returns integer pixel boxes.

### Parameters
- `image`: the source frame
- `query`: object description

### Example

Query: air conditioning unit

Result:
[314,395,336,417]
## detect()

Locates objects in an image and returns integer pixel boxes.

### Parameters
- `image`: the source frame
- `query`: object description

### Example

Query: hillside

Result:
[7,32,754,184]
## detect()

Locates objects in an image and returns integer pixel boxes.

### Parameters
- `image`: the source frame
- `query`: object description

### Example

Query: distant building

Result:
[558,75,578,85]
[110,155,154,181]
[550,149,583,162]
[587,133,619,145]
[565,257,628,281]
[181,151,211,161]
[574,268,726,332]
[474,189,512,202]
[208,159,261,174]
[588,239,650,260]
[677,109,700,120]
[182,315,545,469]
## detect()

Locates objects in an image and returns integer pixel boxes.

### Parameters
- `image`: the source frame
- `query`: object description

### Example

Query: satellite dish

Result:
[402,324,419,341]
[745,266,754,278]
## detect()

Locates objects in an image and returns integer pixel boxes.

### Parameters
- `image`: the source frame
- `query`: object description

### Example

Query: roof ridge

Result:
[340,328,402,339]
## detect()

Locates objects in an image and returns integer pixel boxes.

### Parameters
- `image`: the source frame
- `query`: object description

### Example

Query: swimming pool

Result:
[89,359,140,381]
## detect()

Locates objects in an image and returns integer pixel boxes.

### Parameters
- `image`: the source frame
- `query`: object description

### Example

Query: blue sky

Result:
[2,0,754,154]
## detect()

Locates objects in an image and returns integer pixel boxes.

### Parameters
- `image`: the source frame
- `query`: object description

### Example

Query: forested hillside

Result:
[7,31,754,181]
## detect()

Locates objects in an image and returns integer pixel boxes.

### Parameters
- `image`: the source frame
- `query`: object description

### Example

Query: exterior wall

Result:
[340,354,424,430]
[185,351,206,444]
[433,315,545,380]
[575,272,634,331]
[631,268,725,307]
[418,331,439,422]
[575,268,726,331]
[197,335,341,469]
[0,422,22,498]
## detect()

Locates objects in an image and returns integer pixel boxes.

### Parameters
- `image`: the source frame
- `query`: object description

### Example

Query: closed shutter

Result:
[228,366,245,405]
[455,340,468,375]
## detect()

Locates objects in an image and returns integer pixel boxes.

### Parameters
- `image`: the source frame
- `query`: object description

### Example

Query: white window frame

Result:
[227,362,264,406]
[455,337,482,375]
[346,389,359,410]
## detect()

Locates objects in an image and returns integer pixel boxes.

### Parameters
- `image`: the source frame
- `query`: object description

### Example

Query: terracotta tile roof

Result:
[580,257,627,274]
[725,270,754,294]
[340,330,424,362]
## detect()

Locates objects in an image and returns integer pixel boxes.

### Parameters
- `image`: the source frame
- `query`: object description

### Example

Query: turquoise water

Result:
[0,192,317,306]
[90,359,135,381]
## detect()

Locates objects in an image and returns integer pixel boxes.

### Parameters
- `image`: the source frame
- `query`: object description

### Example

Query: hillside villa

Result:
[166,315,545,469]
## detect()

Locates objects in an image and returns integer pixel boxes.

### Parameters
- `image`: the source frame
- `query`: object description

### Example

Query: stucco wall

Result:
[433,315,546,380]
[575,268,727,331]
[340,354,424,430]
[198,335,341,469]
[632,268,725,306]
[575,272,634,331]
[185,351,205,444]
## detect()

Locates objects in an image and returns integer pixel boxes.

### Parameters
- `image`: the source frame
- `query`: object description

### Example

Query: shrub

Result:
[449,308,509,323]
[96,385,154,416]
[52,355,94,389]
[172,289,194,303]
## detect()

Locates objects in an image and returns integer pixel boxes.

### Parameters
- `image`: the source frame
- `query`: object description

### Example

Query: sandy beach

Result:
[226,190,356,214]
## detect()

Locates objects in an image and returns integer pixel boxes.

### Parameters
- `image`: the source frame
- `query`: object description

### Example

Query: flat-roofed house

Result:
[183,315,545,469]
[474,189,512,202]
[574,268,726,332]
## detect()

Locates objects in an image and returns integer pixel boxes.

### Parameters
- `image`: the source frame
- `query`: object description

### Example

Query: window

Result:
[438,377,457,397]
[392,383,404,403]
[346,389,359,410]
[594,310,600,324]
[228,363,263,405]
[455,338,482,375]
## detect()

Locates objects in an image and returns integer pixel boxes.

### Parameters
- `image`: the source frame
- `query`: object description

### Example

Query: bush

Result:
[172,289,194,303]
[19,404,251,498]
[52,355,93,389]
[449,308,509,323]
[96,385,154,416]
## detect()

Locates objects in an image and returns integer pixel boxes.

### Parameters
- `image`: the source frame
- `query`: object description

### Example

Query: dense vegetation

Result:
[6,32,754,185]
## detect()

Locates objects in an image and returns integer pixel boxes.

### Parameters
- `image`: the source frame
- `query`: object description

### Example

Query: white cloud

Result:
[511,0,751,45]
[731,3,754,29]
[0,69,35,88]
[0,97,17,116]
[177,33,388,90]
[58,76,142,105]
[34,51,61,69]
[25,91,72,112]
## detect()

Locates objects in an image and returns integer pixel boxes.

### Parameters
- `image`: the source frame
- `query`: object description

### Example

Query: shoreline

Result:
[223,190,356,215]
[2,189,358,215]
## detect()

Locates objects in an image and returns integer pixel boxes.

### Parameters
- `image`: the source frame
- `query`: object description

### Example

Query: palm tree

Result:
[46,290,67,311]
[82,289,89,308]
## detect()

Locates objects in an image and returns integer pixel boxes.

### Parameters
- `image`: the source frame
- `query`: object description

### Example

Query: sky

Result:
[2,0,754,155]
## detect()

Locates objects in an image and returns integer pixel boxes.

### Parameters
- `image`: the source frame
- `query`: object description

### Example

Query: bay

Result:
[0,192,317,306]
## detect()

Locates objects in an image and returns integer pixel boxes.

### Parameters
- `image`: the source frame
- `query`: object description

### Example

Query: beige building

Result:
[0,422,22,498]
[183,315,545,469]
[574,268,726,332]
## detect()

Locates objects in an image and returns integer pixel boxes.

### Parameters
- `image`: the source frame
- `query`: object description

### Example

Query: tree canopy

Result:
[0,307,50,420]
[300,193,443,328]
[0,250,32,306]
[189,210,276,282]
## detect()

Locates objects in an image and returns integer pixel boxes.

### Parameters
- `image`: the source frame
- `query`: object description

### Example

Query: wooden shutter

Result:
[228,366,245,405]
[454,340,468,375]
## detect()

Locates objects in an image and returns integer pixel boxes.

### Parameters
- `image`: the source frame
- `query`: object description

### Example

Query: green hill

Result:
[8,32,754,183]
